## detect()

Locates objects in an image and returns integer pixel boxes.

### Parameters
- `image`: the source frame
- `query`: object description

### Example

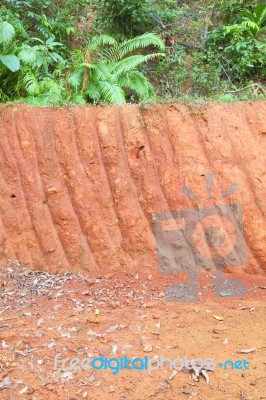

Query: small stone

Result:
[146,303,153,308]
[105,274,114,280]
[143,344,153,353]
[36,318,44,327]
[85,279,95,286]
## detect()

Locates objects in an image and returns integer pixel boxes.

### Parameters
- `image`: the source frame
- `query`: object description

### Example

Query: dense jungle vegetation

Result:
[0,0,265,105]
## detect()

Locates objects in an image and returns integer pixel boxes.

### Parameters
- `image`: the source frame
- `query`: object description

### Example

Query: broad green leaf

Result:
[0,20,15,46]
[0,54,20,72]
[18,47,37,64]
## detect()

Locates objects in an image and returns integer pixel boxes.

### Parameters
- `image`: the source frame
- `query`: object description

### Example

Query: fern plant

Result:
[68,33,165,104]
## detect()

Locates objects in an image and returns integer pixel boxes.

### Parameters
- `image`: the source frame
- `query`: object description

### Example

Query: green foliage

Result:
[0,8,70,105]
[93,0,181,37]
[93,0,151,36]
[208,2,266,80]
[226,2,266,37]
[0,5,165,106]
[1,0,266,105]
[152,47,225,101]
[214,0,253,22]
[2,0,91,43]
[190,53,223,95]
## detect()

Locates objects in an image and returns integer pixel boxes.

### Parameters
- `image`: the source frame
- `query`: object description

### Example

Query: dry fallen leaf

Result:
[47,340,56,349]
[212,315,224,321]
[19,387,28,394]
[182,390,198,396]
[0,376,11,390]
[168,370,177,381]
[237,347,257,354]
[112,344,118,355]
[223,337,229,345]
[201,369,210,384]
[61,371,73,383]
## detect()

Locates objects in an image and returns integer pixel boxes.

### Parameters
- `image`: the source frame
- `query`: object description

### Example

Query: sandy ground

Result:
[0,263,265,400]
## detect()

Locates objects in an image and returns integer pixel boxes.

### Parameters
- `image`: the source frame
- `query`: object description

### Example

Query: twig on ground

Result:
[224,83,266,96]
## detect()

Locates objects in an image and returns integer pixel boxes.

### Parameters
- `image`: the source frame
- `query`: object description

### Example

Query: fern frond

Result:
[118,70,155,101]
[111,54,164,78]
[23,73,40,95]
[85,82,100,101]
[68,69,84,91]
[39,78,65,106]
[68,93,86,105]
[109,33,165,62]
[241,21,259,33]
[91,63,110,81]
[87,35,118,55]
[97,81,125,104]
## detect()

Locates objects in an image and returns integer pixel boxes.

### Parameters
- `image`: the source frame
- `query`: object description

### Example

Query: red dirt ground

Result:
[0,264,266,400]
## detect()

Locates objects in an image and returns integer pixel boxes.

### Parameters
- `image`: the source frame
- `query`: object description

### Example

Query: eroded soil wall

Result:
[0,102,265,274]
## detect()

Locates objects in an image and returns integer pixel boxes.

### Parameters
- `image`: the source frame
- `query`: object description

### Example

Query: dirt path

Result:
[0,264,265,400]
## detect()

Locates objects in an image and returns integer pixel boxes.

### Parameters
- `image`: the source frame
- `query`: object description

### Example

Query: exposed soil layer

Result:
[0,102,265,275]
